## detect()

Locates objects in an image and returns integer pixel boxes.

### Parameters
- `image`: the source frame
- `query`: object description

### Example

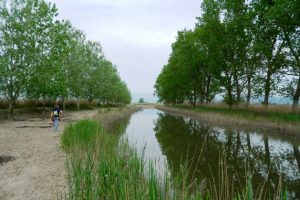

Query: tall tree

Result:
[218,0,250,106]
[0,0,57,116]
[196,0,223,103]
[26,12,71,110]
[269,0,300,110]
[64,29,87,109]
[252,0,286,108]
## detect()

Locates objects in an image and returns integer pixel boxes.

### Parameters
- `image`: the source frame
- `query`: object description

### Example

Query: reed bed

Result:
[180,103,300,123]
[156,105,300,134]
[61,119,287,200]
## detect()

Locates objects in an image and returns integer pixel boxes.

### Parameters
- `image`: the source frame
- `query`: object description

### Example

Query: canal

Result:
[120,108,300,199]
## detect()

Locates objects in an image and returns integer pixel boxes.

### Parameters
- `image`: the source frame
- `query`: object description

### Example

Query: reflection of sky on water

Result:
[121,108,300,198]
[121,109,170,179]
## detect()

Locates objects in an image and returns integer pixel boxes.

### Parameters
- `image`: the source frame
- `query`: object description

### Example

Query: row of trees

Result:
[155,0,299,110]
[0,0,131,114]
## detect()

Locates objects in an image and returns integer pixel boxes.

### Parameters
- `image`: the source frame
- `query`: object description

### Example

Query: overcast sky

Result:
[48,0,203,102]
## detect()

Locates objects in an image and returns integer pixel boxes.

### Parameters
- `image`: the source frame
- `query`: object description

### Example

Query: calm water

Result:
[121,108,300,199]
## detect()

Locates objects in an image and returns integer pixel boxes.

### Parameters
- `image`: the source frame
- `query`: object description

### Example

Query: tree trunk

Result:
[246,132,253,169]
[246,75,251,107]
[282,28,300,111]
[226,132,232,156]
[77,98,80,110]
[225,70,234,109]
[264,65,272,109]
[235,131,241,159]
[293,144,300,172]
[228,85,233,109]
[246,132,251,157]
[292,75,300,112]
[42,97,46,119]
[8,101,14,120]
[206,76,211,103]
[234,73,241,104]
[263,136,271,168]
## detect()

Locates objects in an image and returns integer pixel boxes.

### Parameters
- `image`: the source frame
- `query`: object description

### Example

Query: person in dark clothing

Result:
[50,105,63,132]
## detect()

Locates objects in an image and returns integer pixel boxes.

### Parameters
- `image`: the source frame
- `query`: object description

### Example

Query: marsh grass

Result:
[179,104,300,123]
[61,119,287,200]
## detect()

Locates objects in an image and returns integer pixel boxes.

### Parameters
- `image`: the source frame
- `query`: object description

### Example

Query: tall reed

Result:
[181,104,300,123]
[61,119,287,200]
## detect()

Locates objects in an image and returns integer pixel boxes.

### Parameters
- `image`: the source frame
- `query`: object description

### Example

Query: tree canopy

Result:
[0,0,131,115]
[155,0,300,110]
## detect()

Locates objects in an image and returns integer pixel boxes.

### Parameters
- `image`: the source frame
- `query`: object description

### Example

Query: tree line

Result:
[0,0,131,115]
[155,0,299,110]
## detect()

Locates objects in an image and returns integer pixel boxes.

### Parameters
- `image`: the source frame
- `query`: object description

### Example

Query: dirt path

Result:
[0,110,98,200]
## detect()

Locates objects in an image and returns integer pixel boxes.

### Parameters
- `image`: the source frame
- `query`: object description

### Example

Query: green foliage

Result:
[155,0,300,110]
[138,98,145,103]
[26,17,71,101]
[0,0,53,109]
[63,30,131,106]
[0,0,131,115]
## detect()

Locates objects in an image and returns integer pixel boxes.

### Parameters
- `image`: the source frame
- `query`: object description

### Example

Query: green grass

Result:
[177,105,300,123]
[61,119,287,200]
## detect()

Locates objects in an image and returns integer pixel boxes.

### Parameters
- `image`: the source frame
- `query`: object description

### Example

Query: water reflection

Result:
[122,109,300,199]
[101,111,133,144]
[121,109,169,179]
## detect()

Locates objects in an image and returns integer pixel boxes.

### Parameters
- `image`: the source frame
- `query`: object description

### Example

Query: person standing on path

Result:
[51,105,63,132]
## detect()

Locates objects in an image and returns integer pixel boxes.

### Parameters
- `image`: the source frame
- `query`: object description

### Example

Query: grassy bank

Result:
[153,104,300,135]
[61,116,287,199]
[176,104,300,123]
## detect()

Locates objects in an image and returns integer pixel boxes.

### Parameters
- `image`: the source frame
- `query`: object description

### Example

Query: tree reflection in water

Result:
[153,112,300,199]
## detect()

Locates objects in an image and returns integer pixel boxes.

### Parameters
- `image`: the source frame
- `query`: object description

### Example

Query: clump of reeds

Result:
[61,119,287,200]
[185,103,300,123]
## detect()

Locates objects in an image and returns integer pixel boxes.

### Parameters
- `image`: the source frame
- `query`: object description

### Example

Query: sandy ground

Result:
[0,110,98,200]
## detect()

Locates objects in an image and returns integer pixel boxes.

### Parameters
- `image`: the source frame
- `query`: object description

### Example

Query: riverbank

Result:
[0,109,98,200]
[156,105,300,135]
[0,106,139,200]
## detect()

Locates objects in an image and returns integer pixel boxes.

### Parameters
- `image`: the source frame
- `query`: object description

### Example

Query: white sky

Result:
[48,0,203,102]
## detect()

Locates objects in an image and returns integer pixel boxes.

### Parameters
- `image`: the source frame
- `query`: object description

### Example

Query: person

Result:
[50,105,63,132]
